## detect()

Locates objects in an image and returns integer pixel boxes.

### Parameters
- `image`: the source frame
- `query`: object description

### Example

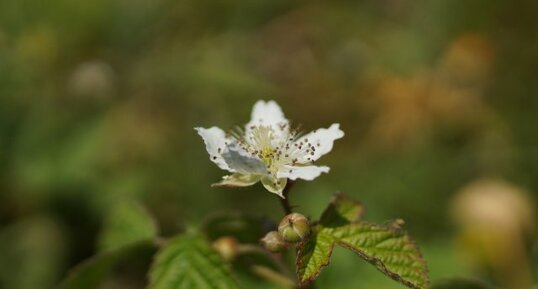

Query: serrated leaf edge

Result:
[147,234,239,289]
[296,221,430,289]
[295,233,336,284]
[337,221,430,289]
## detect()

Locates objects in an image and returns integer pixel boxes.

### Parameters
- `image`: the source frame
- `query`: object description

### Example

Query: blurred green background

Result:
[1,0,537,288]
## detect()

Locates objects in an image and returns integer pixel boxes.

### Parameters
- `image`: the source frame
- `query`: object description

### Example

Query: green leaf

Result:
[330,221,428,289]
[57,241,153,289]
[148,234,239,289]
[296,228,335,283]
[98,201,158,253]
[319,192,364,226]
[296,193,429,289]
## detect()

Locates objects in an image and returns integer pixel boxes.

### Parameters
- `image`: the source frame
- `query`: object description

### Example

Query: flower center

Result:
[259,147,275,165]
[241,125,294,174]
[230,123,313,175]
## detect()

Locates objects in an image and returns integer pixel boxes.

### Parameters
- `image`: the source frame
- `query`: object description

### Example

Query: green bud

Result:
[278,213,310,243]
[212,236,239,261]
[260,231,287,252]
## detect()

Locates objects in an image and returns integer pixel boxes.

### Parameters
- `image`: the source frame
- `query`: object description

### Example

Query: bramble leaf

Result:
[296,193,429,289]
[319,192,364,226]
[296,228,334,283]
[98,201,158,253]
[148,234,239,289]
[329,221,428,289]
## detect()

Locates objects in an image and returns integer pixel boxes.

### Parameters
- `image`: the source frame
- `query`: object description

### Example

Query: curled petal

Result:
[261,176,287,198]
[222,142,267,175]
[195,127,232,171]
[246,100,288,128]
[277,165,330,181]
[212,174,261,187]
[296,123,344,163]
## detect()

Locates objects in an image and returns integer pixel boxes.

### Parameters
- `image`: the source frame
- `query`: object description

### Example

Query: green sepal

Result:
[260,176,287,197]
[212,174,261,187]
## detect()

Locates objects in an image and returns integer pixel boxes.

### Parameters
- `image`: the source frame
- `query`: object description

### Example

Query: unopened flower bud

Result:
[212,236,239,261]
[260,231,287,252]
[278,213,310,243]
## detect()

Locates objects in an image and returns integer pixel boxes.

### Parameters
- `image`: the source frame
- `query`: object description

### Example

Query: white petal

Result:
[195,127,232,171]
[296,123,344,163]
[212,174,261,187]
[261,176,287,198]
[246,100,288,128]
[277,165,330,181]
[221,142,267,175]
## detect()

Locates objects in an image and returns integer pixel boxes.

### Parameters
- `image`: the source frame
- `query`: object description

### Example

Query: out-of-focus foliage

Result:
[148,234,238,289]
[203,213,276,244]
[57,241,154,289]
[0,217,66,289]
[432,279,496,289]
[0,0,537,288]
[98,201,158,253]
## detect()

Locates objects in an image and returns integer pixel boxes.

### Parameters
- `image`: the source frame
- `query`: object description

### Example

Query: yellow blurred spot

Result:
[451,179,535,289]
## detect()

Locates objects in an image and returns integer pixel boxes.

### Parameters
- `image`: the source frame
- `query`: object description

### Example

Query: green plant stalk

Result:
[250,265,296,289]
[279,181,295,214]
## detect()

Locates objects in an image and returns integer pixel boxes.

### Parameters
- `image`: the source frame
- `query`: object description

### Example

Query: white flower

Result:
[195,100,344,198]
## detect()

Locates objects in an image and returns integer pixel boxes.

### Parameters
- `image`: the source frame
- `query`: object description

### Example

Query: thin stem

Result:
[279,180,294,214]
[237,244,292,277]
[250,265,296,289]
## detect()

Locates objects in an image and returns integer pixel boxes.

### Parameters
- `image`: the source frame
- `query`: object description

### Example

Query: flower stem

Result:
[250,265,296,289]
[237,244,292,277]
[280,180,294,214]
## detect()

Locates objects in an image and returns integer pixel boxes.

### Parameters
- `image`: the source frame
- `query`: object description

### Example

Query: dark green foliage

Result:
[57,242,154,289]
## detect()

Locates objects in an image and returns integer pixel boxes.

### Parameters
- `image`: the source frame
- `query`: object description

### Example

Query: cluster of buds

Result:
[212,213,311,258]
[260,213,311,253]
